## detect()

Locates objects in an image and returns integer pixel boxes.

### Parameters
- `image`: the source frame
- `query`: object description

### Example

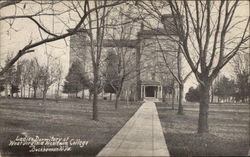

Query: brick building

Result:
[68,14,179,101]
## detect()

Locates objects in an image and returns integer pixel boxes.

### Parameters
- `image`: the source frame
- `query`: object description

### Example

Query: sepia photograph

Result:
[0,0,249,156]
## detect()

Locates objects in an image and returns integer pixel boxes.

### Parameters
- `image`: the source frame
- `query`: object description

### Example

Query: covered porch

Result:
[140,80,162,100]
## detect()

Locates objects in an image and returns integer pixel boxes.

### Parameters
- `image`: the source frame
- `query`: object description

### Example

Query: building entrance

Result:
[145,86,156,97]
[140,81,162,100]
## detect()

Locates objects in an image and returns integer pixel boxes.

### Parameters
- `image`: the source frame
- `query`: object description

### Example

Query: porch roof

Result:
[141,80,161,86]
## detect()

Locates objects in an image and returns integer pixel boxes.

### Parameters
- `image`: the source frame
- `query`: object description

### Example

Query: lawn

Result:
[156,102,249,157]
[0,98,141,157]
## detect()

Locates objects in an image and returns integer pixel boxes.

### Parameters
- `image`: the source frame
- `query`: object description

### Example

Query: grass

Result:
[0,98,141,157]
[156,102,249,157]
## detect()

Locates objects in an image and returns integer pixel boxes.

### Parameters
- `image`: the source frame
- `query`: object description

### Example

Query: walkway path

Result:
[97,101,169,156]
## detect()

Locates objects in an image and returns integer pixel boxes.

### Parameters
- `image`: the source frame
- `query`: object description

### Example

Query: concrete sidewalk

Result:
[97,101,170,156]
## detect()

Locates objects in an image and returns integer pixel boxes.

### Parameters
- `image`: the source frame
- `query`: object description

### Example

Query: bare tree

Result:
[0,0,22,9]
[104,6,138,109]
[17,59,29,97]
[0,0,124,77]
[2,54,16,98]
[133,0,249,132]
[55,62,63,102]
[39,52,60,102]
[156,37,192,114]
[232,49,250,78]
[232,49,250,102]
[129,1,192,114]
[167,0,249,133]
[29,57,42,99]
[85,0,117,120]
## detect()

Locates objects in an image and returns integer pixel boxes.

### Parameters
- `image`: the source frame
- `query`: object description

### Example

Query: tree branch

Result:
[0,0,22,9]
[0,0,124,76]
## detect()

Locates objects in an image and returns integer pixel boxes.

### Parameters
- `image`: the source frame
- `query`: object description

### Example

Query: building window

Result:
[152,72,155,80]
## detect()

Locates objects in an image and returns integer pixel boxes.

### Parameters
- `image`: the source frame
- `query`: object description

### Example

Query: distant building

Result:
[68,14,180,102]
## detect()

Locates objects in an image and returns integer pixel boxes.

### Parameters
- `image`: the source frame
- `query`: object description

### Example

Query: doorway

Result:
[145,86,156,97]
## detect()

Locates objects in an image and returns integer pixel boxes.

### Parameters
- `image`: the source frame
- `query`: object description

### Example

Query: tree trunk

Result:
[28,86,31,98]
[198,82,210,134]
[92,92,98,120]
[171,89,175,110]
[135,44,141,101]
[115,89,122,110]
[211,86,214,103]
[177,83,184,115]
[115,94,119,110]
[162,87,166,102]
[23,85,25,97]
[92,69,99,121]
[5,84,8,98]
[109,93,112,100]
[89,91,92,101]
[21,85,23,97]
[56,83,60,102]
[43,89,47,103]
[126,90,129,105]
[33,87,37,98]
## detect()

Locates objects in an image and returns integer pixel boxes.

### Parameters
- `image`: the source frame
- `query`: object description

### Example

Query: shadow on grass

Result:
[0,98,141,157]
[165,132,248,157]
[156,102,249,157]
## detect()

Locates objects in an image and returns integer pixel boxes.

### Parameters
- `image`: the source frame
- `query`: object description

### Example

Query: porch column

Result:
[143,86,146,98]
[157,86,160,98]
[141,85,143,99]
[160,86,162,98]
[154,86,158,98]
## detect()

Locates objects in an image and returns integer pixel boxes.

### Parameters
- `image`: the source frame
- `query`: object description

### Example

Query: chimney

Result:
[161,14,182,35]
[161,14,175,28]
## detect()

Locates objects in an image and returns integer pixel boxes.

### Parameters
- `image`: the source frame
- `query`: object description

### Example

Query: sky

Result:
[0,1,73,75]
[0,1,249,96]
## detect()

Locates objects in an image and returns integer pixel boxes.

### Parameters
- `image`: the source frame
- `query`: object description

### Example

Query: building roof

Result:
[138,28,177,37]
[102,39,138,48]
[141,80,161,85]
[82,39,139,48]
